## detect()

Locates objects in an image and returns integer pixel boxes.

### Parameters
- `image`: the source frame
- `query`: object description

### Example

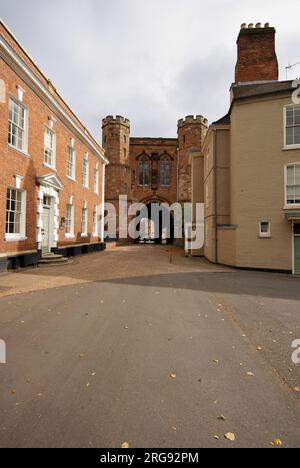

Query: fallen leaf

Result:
[218,415,226,421]
[11,390,16,395]
[247,372,255,377]
[79,354,85,358]
[271,438,283,447]
[293,387,300,393]
[214,435,220,440]
[257,346,263,351]
[121,442,130,449]
[172,426,177,432]
[213,360,219,364]
[92,372,96,377]
[225,432,236,442]
[37,393,43,397]
[86,383,91,388]
[170,373,177,379]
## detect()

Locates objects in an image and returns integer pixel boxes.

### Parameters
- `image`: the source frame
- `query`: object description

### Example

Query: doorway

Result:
[136,203,174,245]
[42,196,52,254]
[294,223,300,275]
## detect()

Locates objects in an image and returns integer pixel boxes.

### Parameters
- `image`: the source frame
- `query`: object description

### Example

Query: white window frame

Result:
[44,126,56,169]
[92,206,98,236]
[82,154,89,188]
[94,167,99,194]
[65,203,75,238]
[67,146,76,180]
[8,98,28,155]
[81,207,88,237]
[284,163,300,208]
[5,188,27,241]
[283,105,300,150]
[259,221,271,238]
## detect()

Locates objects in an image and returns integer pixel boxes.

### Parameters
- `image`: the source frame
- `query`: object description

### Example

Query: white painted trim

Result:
[284,163,300,208]
[0,33,108,165]
[5,188,27,241]
[8,96,29,154]
[258,220,271,238]
[5,236,27,242]
[44,125,56,170]
[37,185,60,251]
[283,104,300,149]
[101,164,106,242]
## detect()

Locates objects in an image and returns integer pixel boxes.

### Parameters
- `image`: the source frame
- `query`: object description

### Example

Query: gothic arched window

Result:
[138,156,150,186]
[160,157,171,186]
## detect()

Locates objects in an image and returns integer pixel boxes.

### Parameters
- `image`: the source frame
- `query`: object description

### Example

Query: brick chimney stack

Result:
[235,23,279,83]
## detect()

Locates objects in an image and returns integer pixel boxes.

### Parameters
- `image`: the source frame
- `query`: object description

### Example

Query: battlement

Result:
[102,115,130,128]
[178,115,209,128]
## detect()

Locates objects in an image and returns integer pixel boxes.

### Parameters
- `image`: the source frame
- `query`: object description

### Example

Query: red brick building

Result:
[102,115,208,242]
[0,21,108,271]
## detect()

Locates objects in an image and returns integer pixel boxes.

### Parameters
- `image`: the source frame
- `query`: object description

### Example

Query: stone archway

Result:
[136,197,175,245]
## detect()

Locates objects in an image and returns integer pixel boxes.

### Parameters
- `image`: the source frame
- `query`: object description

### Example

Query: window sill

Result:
[65,234,75,239]
[8,144,29,158]
[283,145,300,151]
[43,163,56,172]
[258,235,272,239]
[283,205,300,210]
[5,236,28,242]
[67,176,76,183]
[81,234,88,238]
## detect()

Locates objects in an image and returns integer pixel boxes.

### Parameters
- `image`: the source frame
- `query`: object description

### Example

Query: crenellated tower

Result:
[102,115,131,202]
[177,115,208,203]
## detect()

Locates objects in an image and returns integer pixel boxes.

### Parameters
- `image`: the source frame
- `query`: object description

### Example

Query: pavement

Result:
[0,245,299,448]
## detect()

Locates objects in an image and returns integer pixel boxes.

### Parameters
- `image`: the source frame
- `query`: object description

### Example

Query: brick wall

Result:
[235,23,279,83]
[0,22,106,257]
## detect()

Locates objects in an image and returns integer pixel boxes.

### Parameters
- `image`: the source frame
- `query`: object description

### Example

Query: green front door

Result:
[294,236,300,275]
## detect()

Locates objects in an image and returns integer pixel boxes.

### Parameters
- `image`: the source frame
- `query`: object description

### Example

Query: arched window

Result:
[160,157,171,186]
[139,156,150,186]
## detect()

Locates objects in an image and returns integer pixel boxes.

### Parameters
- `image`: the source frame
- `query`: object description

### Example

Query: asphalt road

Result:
[0,246,299,448]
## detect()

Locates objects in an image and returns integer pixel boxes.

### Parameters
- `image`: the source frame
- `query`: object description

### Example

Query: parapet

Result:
[102,115,130,128]
[178,115,209,129]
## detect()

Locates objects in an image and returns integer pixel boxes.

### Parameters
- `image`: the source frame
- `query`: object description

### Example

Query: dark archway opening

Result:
[135,203,174,245]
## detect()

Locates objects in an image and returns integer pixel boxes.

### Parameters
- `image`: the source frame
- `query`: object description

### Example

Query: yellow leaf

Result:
[225,432,236,441]
[272,438,283,447]
[170,373,177,379]
[121,442,130,449]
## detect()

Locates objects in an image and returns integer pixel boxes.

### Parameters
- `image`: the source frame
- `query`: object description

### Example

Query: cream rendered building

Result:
[196,24,300,274]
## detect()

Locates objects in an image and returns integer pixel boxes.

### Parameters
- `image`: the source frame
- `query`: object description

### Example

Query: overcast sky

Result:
[1,0,300,139]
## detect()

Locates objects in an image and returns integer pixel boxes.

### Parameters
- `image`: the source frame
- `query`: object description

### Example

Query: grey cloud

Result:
[1,0,300,139]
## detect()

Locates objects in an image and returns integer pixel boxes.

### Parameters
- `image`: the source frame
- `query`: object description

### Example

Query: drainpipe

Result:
[101,163,106,243]
[213,129,218,264]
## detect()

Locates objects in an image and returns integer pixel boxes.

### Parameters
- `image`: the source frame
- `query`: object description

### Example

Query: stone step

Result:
[42,253,64,260]
[39,257,69,266]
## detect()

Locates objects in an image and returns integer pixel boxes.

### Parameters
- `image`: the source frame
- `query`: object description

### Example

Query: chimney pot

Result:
[241,23,247,29]
[248,23,254,29]
[255,23,262,28]
[265,22,270,28]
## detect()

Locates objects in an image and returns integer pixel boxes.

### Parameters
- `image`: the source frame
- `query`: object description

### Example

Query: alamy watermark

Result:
[0,339,6,364]
[104,196,205,251]
[292,79,300,104]
[291,339,300,365]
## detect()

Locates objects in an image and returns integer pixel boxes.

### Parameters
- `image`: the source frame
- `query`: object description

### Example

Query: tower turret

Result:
[177,115,208,203]
[102,115,131,202]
